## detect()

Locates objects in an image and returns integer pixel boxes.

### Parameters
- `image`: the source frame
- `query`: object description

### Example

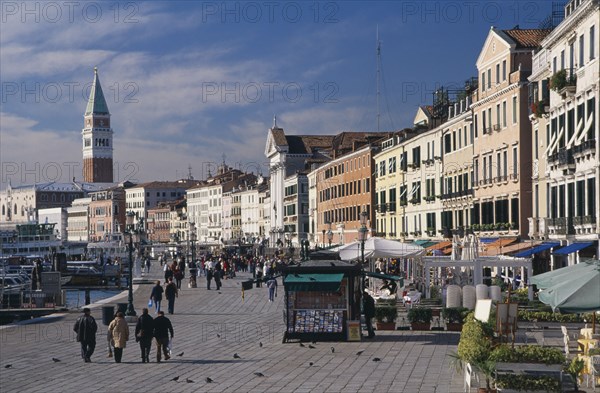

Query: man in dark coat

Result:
[152,311,174,363]
[362,291,376,338]
[164,278,178,314]
[73,308,98,362]
[135,308,154,363]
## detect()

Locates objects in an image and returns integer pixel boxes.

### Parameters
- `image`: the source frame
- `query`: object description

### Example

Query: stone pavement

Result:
[0,268,466,393]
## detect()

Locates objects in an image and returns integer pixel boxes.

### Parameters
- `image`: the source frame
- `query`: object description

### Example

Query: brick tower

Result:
[82,67,113,183]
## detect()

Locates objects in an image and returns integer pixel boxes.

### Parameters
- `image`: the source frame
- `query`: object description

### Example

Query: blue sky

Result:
[0,0,554,186]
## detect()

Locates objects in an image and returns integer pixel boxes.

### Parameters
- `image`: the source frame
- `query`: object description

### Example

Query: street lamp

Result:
[358,210,369,265]
[326,221,333,248]
[189,222,197,266]
[125,211,137,317]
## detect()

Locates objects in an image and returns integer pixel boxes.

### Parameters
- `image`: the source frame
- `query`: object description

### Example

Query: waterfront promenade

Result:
[0,269,465,393]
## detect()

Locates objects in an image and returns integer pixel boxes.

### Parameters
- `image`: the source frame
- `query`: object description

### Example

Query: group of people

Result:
[149,279,178,314]
[73,307,174,363]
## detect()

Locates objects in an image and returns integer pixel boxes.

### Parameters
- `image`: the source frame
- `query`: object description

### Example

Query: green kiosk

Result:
[282,260,362,342]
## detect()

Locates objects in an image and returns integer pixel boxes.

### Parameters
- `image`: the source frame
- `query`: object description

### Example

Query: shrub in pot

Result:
[442,307,469,331]
[375,306,397,330]
[407,307,432,330]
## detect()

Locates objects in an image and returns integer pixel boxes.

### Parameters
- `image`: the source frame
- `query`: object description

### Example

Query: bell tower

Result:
[82,67,113,183]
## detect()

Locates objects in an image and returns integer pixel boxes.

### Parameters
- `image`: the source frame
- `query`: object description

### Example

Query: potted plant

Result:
[442,307,469,331]
[565,357,585,392]
[375,305,397,330]
[407,307,432,330]
[458,313,495,392]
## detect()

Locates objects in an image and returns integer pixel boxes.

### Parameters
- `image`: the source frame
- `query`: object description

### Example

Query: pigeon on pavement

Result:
[4,365,12,369]
[171,376,180,382]
[233,353,241,359]
[254,372,265,377]
[372,357,381,362]
[52,358,61,362]
[259,342,263,348]
[356,350,365,356]
[176,352,184,357]
[205,377,213,383]
[330,347,335,353]
[308,345,315,349]
[186,378,194,383]
[309,362,314,366]
[299,343,305,347]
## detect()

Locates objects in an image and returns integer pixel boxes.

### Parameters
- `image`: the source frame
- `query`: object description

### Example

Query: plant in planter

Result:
[458,313,495,391]
[442,307,469,331]
[565,357,585,392]
[407,307,432,330]
[375,306,397,330]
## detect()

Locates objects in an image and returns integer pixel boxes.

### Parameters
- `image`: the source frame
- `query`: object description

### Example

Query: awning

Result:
[553,242,595,255]
[364,271,404,285]
[413,240,431,246]
[426,241,452,251]
[284,273,344,292]
[514,242,560,258]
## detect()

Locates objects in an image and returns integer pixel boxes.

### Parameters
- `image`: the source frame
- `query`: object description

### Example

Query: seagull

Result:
[171,376,180,382]
[259,342,263,348]
[186,378,194,383]
[330,347,335,353]
[356,350,365,356]
[52,358,61,363]
[176,352,184,357]
[233,353,241,359]
[308,345,316,349]
[4,365,12,369]
[299,343,305,347]
[205,377,213,383]
[254,372,265,377]
[372,357,381,362]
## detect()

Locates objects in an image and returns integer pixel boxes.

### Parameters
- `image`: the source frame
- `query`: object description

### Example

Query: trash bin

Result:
[102,305,115,326]
[117,303,127,315]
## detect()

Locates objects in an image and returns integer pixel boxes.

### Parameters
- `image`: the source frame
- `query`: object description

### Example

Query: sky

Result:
[0,0,555,187]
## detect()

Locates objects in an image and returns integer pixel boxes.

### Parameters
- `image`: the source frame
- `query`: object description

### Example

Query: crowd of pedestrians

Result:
[74,251,286,363]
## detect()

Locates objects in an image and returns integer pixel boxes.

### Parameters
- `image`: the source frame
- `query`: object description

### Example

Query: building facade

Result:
[534,0,600,264]
[66,197,91,242]
[88,186,126,242]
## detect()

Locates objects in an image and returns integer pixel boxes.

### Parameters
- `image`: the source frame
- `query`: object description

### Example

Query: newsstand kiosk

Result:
[282,260,362,342]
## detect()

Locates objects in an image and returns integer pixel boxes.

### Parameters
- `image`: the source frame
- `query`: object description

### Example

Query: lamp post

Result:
[189,222,197,267]
[358,210,369,265]
[125,211,137,317]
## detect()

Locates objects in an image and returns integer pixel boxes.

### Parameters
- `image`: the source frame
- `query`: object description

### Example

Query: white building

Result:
[535,0,599,265]
[38,207,68,241]
[66,197,91,242]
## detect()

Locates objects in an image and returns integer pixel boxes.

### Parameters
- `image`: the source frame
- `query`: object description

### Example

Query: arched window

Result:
[52,194,57,202]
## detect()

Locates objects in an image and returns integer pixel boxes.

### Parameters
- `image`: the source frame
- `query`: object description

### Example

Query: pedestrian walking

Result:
[266,276,277,302]
[174,265,183,289]
[205,259,215,290]
[108,312,129,363]
[214,260,222,290]
[150,280,163,314]
[255,263,263,288]
[164,263,173,282]
[135,308,154,363]
[362,291,376,338]
[73,307,98,363]
[145,257,151,273]
[153,311,174,363]
[165,278,178,314]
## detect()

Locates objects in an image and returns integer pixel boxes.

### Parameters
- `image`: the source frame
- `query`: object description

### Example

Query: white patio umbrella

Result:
[337,237,424,261]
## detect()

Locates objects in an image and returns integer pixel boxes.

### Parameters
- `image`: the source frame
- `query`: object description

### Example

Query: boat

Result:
[64,261,121,286]
[0,224,61,257]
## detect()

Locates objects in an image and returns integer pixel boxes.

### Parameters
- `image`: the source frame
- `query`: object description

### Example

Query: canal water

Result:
[65,289,123,309]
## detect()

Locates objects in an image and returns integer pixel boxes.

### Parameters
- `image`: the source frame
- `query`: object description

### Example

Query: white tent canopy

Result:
[338,237,424,260]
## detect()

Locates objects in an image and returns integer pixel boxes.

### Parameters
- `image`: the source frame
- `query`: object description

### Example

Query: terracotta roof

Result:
[502,29,552,48]
[479,237,519,256]
[425,241,452,251]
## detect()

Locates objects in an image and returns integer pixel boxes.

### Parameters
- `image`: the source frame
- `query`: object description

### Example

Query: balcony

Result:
[550,69,577,98]
[573,215,597,235]
[572,139,596,156]
[528,217,550,239]
[548,149,575,168]
[421,158,435,167]
[441,190,473,200]
[388,232,397,238]
[547,217,575,235]
[493,124,501,131]
[375,204,388,214]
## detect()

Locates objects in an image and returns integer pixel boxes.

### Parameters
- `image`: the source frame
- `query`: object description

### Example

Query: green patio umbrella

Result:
[531,259,600,332]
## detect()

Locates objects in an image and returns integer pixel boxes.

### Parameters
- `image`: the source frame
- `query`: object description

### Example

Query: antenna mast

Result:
[376,26,381,132]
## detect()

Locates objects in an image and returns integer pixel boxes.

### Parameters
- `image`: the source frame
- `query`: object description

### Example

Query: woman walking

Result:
[108,312,129,363]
